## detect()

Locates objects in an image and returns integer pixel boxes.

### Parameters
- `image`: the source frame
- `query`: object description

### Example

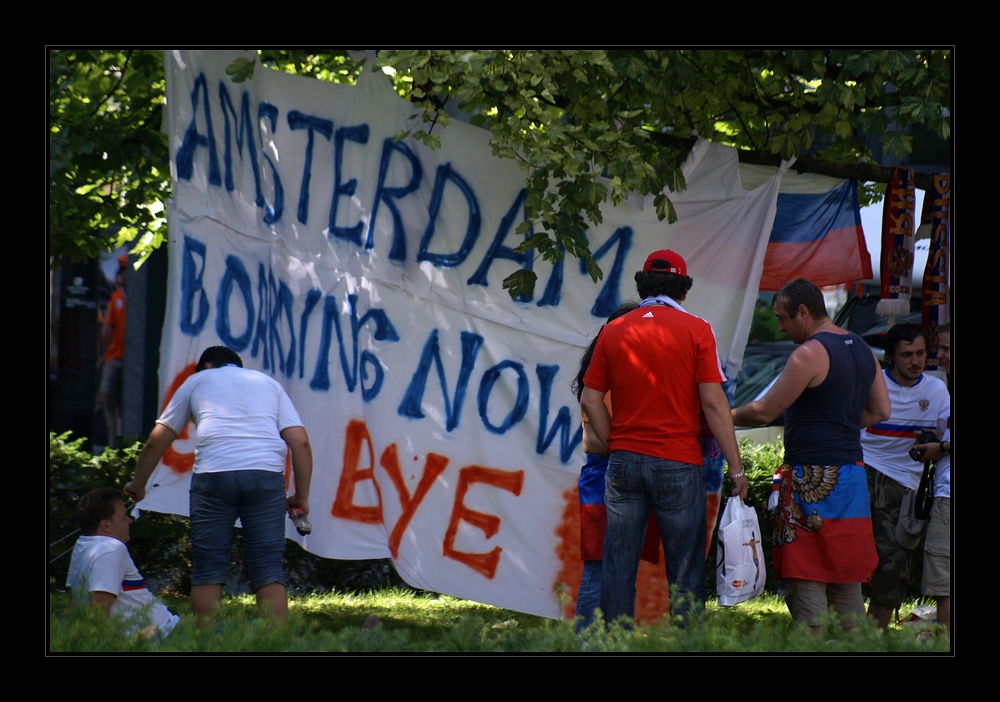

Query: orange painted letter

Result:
[332,419,383,524]
[161,363,197,474]
[443,466,524,579]
[380,444,449,558]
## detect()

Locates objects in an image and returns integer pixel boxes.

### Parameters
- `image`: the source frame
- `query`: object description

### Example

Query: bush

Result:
[284,543,406,595]
[49,432,192,594]
[49,432,409,597]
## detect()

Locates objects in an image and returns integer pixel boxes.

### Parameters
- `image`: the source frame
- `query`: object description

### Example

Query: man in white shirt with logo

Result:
[861,322,950,629]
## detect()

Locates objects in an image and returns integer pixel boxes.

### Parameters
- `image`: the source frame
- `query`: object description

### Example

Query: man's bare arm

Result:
[125,423,177,502]
[580,387,611,449]
[581,410,608,457]
[281,426,313,515]
[699,382,748,500]
[860,351,891,427]
[732,342,822,427]
[914,436,949,462]
[90,591,117,614]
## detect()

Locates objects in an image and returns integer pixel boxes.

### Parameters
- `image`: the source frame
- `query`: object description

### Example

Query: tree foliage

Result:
[49,50,169,268]
[49,49,950,296]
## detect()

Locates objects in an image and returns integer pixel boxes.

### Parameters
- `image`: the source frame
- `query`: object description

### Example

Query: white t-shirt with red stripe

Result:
[66,535,179,638]
[861,369,950,490]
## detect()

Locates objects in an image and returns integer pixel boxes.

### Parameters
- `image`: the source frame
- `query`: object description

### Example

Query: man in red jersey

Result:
[582,249,747,626]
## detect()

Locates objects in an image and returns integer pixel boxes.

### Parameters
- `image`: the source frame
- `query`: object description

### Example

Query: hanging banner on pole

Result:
[921,174,951,369]
[877,167,917,317]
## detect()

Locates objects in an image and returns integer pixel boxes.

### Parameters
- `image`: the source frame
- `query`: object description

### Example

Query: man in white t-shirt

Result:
[66,488,180,639]
[126,346,312,622]
[861,323,950,629]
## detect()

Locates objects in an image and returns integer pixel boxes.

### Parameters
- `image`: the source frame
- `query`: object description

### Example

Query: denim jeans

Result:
[599,450,706,625]
[575,560,603,633]
[190,470,287,591]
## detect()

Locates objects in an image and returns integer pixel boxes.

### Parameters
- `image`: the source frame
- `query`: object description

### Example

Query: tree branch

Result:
[646,132,941,190]
[90,51,133,116]
[735,149,940,190]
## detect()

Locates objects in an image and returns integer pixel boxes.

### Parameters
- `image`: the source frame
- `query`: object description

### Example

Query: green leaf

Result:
[881,130,913,159]
[513,232,554,254]
[502,269,538,300]
[653,193,678,224]
[226,57,256,83]
[583,255,604,283]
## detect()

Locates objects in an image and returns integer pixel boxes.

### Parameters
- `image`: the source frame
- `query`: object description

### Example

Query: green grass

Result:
[48,589,950,653]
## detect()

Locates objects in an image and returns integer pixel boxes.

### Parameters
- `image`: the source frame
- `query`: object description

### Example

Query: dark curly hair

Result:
[572,301,639,400]
[634,256,693,299]
[634,270,693,300]
[885,322,929,368]
[195,346,244,373]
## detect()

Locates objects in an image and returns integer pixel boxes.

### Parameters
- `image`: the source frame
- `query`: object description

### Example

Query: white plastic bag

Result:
[715,497,766,607]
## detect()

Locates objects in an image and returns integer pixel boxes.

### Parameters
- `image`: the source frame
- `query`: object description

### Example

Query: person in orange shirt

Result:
[96,258,127,447]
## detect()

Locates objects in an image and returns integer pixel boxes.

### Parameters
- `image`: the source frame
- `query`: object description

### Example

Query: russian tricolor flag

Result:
[758,180,873,291]
[121,577,145,591]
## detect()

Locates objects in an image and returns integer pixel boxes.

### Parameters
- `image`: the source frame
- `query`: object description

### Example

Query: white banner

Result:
[138,50,783,619]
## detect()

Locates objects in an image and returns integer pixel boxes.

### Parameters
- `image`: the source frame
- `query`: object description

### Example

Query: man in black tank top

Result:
[732,279,890,635]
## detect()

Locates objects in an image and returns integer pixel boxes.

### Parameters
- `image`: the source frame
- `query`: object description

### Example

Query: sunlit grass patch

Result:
[50,589,949,653]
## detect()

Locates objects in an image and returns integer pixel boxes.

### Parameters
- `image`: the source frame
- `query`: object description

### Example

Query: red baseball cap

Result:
[642,249,687,276]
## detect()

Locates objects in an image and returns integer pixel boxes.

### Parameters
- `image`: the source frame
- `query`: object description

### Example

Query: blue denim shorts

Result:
[189,470,286,591]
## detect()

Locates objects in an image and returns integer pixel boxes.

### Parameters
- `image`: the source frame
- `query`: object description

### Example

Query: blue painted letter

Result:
[176,73,221,186]
[477,360,530,434]
[535,364,582,463]
[298,290,322,380]
[215,254,254,351]
[180,236,210,337]
[398,330,484,431]
[329,124,370,244]
[251,263,271,370]
[417,163,481,267]
[584,226,633,318]
[218,85,263,207]
[367,138,423,259]
[287,110,334,225]
[467,189,533,301]
[269,269,296,379]
[258,103,285,225]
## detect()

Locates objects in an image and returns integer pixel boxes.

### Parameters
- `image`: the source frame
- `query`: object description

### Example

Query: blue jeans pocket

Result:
[604,456,627,497]
[652,462,697,511]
